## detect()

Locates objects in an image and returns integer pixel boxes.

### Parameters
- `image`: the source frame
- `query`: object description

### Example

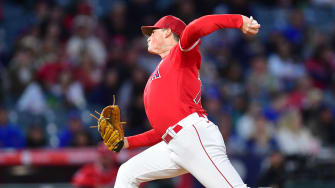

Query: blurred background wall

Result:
[0,0,335,188]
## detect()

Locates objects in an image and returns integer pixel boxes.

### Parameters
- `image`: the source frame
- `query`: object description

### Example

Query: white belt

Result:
[162,112,207,143]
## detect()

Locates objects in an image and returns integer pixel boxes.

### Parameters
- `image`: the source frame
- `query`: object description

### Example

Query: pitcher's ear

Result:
[164,28,172,38]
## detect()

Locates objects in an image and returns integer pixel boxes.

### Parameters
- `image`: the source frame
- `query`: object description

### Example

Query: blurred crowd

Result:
[0,0,335,187]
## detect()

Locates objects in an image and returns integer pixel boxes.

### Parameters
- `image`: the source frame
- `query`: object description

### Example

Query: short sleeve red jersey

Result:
[143,41,206,137]
[127,14,243,148]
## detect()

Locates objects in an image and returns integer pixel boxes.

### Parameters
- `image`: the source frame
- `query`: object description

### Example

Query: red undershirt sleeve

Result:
[180,14,243,51]
[126,129,161,149]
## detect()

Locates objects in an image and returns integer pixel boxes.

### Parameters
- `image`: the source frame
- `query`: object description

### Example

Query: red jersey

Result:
[72,163,118,187]
[127,14,243,148]
[144,40,206,137]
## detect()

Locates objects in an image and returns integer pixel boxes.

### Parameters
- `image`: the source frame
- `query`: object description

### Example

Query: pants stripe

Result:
[192,124,234,188]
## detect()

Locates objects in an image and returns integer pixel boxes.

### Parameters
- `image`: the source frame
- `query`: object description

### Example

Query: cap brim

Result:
[141,26,159,36]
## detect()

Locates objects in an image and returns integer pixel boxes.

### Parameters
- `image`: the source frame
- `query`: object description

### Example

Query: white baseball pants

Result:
[114,113,247,188]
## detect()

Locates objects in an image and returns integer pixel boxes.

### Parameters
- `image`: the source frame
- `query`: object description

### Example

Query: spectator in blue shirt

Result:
[0,106,25,148]
[58,111,94,147]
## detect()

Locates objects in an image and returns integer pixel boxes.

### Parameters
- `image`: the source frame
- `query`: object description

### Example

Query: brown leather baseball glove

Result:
[90,96,125,152]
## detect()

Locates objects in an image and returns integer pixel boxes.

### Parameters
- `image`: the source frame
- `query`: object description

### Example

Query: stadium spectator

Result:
[26,123,47,148]
[276,110,320,155]
[119,67,148,115]
[262,92,288,123]
[8,48,35,100]
[66,15,107,67]
[323,79,335,108]
[58,111,94,147]
[268,37,305,88]
[17,81,48,116]
[73,53,103,93]
[305,44,335,89]
[219,62,245,101]
[309,106,335,147]
[236,102,262,141]
[54,70,86,109]
[258,150,286,188]
[282,9,306,49]
[72,143,119,188]
[0,106,25,148]
[286,76,312,110]
[102,1,130,40]
[246,55,281,100]
[88,68,121,106]
[246,115,278,155]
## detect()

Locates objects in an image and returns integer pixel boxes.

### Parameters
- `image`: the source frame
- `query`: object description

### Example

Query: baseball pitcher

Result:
[95,14,260,188]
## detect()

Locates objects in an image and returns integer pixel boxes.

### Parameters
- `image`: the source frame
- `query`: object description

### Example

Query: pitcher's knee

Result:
[115,162,141,187]
[117,162,132,178]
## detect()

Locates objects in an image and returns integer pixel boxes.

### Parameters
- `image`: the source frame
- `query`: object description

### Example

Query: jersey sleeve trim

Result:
[179,39,200,52]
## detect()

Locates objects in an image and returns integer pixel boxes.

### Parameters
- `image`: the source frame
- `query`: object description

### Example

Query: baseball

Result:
[252,19,258,25]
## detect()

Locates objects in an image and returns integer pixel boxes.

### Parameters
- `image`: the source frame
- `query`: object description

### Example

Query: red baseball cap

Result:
[141,15,186,37]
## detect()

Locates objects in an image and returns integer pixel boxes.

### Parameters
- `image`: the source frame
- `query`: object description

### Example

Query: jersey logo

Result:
[194,73,201,104]
[151,68,161,81]
[193,90,201,104]
[151,60,162,81]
